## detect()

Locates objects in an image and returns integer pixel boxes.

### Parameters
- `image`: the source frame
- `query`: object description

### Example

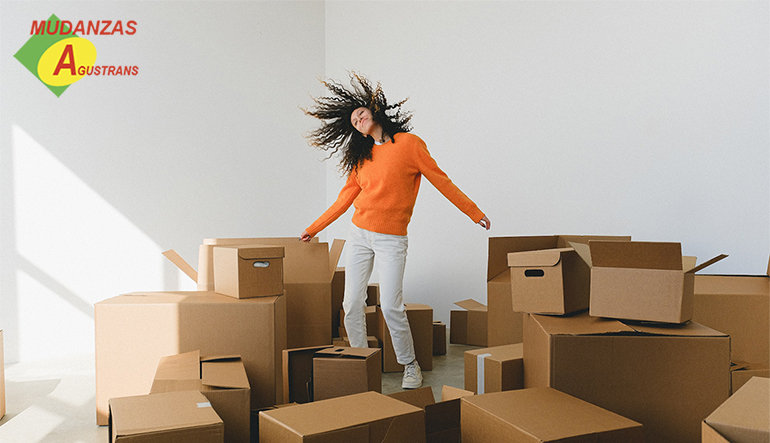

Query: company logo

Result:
[14,14,138,97]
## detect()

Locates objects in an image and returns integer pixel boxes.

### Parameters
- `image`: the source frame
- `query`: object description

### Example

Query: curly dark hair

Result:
[302,72,413,175]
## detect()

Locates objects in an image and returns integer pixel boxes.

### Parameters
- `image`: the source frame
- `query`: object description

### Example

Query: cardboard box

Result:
[367,283,380,306]
[202,238,344,348]
[0,330,4,420]
[378,304,433,372]
[149,350,250,443]
[432,322,446,355]
[508,247,588,315]
[449,299,487,346]
[259,391,426,443]
[571,240,727,323]
[213,245,284,299]
[464,344,523,394]
[95,291,286,425]
[524,312,730,443]
[340,306,379,338]
[732,363,770,395]
[334,336,380,348]
[486,235,630,346]
[332,267,345,338]
[109,390,224,443]
[281,345,332,404]
[313,347,382,401]
[703,377,769,443]
[388,386,474,443]
[461,387,644,443]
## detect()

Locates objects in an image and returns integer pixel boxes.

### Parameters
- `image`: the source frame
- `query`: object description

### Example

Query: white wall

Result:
[323,1,769,323]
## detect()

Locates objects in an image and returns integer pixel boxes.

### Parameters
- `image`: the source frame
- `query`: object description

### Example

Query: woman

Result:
[300,73,490,389]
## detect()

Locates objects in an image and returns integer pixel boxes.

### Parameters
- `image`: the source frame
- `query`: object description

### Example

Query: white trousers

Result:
[342,224,416,365]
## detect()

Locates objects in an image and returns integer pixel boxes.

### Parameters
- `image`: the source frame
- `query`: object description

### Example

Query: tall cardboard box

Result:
[0,330,4,420]
[109,390,224,443]
[150,351,250,443]
[461,387,644,443]
[572,240,726,323]
[524,312,730,443]
[486,235,631,346]
[202,238,344,348]
[332,267,345,338]
[213,245,284,299]
[464,344,523,394]
[702,377,769,443]
[449,299,487,346]
[378,304,433,372]
[94,291,286,426]
[313,347,382,401]
[389,386,474,443]
[259,391,426,443]
[432,321,446,355]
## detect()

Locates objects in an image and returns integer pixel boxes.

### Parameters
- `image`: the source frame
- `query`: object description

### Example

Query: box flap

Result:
[162,249,198,283]
[507,248,572,268]
[200,355,242,363]
[682,256,698,272]
[454,299,486,312]
[154,350,201,381]
[589,241,683,270]
[487,236,558,281]
[532,312,635,335]
[569,241,592,267]
[329,239,345,280]
[202,358,250,389]
[686,254,729,274]
[441,385,474,402]
[625,320,729,337]
[388,386,436,409]
[314,347,380,359]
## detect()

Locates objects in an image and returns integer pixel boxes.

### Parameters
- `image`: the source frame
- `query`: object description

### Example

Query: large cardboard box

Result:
[486,235,631,346]
[449,299,487,346]
[0,330,4,420]
[150,350,250,443]
[213,245,284,299]
[432,321,446,355]
[313,347,382,401]
[508,247,588,315]
[202,238,344,348]
[259,391,426,443]
[108,390,224,443]
[524,312,730,443]
[94,291,286,425]
[571,240,726,323]
[282,345,332,404]
[703,377,769,443]
[461,387,644,443]
[464,344,523,394]
[388,386,474,443]
[378,304,433,372]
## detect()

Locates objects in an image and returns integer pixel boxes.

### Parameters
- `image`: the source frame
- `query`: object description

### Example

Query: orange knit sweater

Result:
[306,132,485,237]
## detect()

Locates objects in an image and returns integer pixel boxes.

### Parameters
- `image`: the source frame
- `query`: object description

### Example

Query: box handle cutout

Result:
[253,261,270,268]
[524,269,545,277]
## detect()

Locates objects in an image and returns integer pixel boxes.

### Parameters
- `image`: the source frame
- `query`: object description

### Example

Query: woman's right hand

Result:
[300,230,313,242]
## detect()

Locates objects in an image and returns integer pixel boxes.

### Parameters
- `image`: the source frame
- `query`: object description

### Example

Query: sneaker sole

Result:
[401,379,422,389]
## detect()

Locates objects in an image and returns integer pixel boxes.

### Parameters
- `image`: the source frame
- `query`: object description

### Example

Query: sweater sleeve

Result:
[305,172,362,237]
[413,138,486,223]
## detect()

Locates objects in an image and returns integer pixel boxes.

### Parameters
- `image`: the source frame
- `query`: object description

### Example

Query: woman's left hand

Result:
[479,216,491,230]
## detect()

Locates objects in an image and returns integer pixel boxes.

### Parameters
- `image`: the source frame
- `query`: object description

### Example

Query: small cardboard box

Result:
[461,387,644,443]
[449,299,487,347]
[432,322,446,355]
[703,377,769,443]
[259,391,426,443]
[0,330,4,420]
[313,347,382,401]
[524,312,730,443]
[150,350,250,443]
[213,245,284,299]
[486,235,631,346]
[731,363,770,394]
[572,240,727,323]
[508,247,588,315]
[281,345,332,404]
[388,386,474,443]
[108,390,224,443]
[378,304,433,372]
[464,344,523,394]
[95,291,286,425]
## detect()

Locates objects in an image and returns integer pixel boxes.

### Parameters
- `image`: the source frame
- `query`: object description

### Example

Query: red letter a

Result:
[53,44,76,76]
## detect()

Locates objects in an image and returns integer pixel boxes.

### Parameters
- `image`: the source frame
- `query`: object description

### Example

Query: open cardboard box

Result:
[449,299,487,346]
[702,377,769,443]
[388,385,474,443]
[282,345,332,404]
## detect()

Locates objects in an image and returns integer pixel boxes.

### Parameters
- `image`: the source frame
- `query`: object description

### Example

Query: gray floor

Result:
[0,339,479,442]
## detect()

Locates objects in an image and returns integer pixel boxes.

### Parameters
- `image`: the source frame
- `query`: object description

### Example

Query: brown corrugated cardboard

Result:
[281,345,332,404]
[461,387,644,443]
[367,283,380,306]
[337,336,380,348]
[388,386,473,443]
[378,304,433,372]
[150,350,250,443]
[202,238,344,348]
[732,364,770,394]
[213,245,284,299]
[464,344,523,394]
[95,291,286,425]
[332,267,345,338]
[703,421,732,443]
[432,322,446,355]
[259,391,426,443]
[508,247,589,315]
[313,347,382,401]
[486,235,630,346]
[573,240,727,323]
[0,330,4,420]
[109,390,224,443]
[449,299,487,346]
[704,377,769,443]
[524,312,730,443]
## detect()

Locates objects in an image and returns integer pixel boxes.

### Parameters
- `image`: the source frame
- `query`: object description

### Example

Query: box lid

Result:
[531,312,728,337]
[454,299,486,312]
[110,390,223,438]
[705,377,769,443]
[151,350,250,391]
[314,347,380,360]
[589,241,684,270]
[507,247,573,268]
[201,356,250,389]
[388,386,436,409]
[441,385,474,401]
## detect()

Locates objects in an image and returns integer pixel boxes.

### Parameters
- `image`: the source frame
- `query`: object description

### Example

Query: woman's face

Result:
[350,107,375,136]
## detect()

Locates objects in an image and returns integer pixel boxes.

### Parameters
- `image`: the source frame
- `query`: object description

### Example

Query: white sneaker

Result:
[402,360,422,389]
